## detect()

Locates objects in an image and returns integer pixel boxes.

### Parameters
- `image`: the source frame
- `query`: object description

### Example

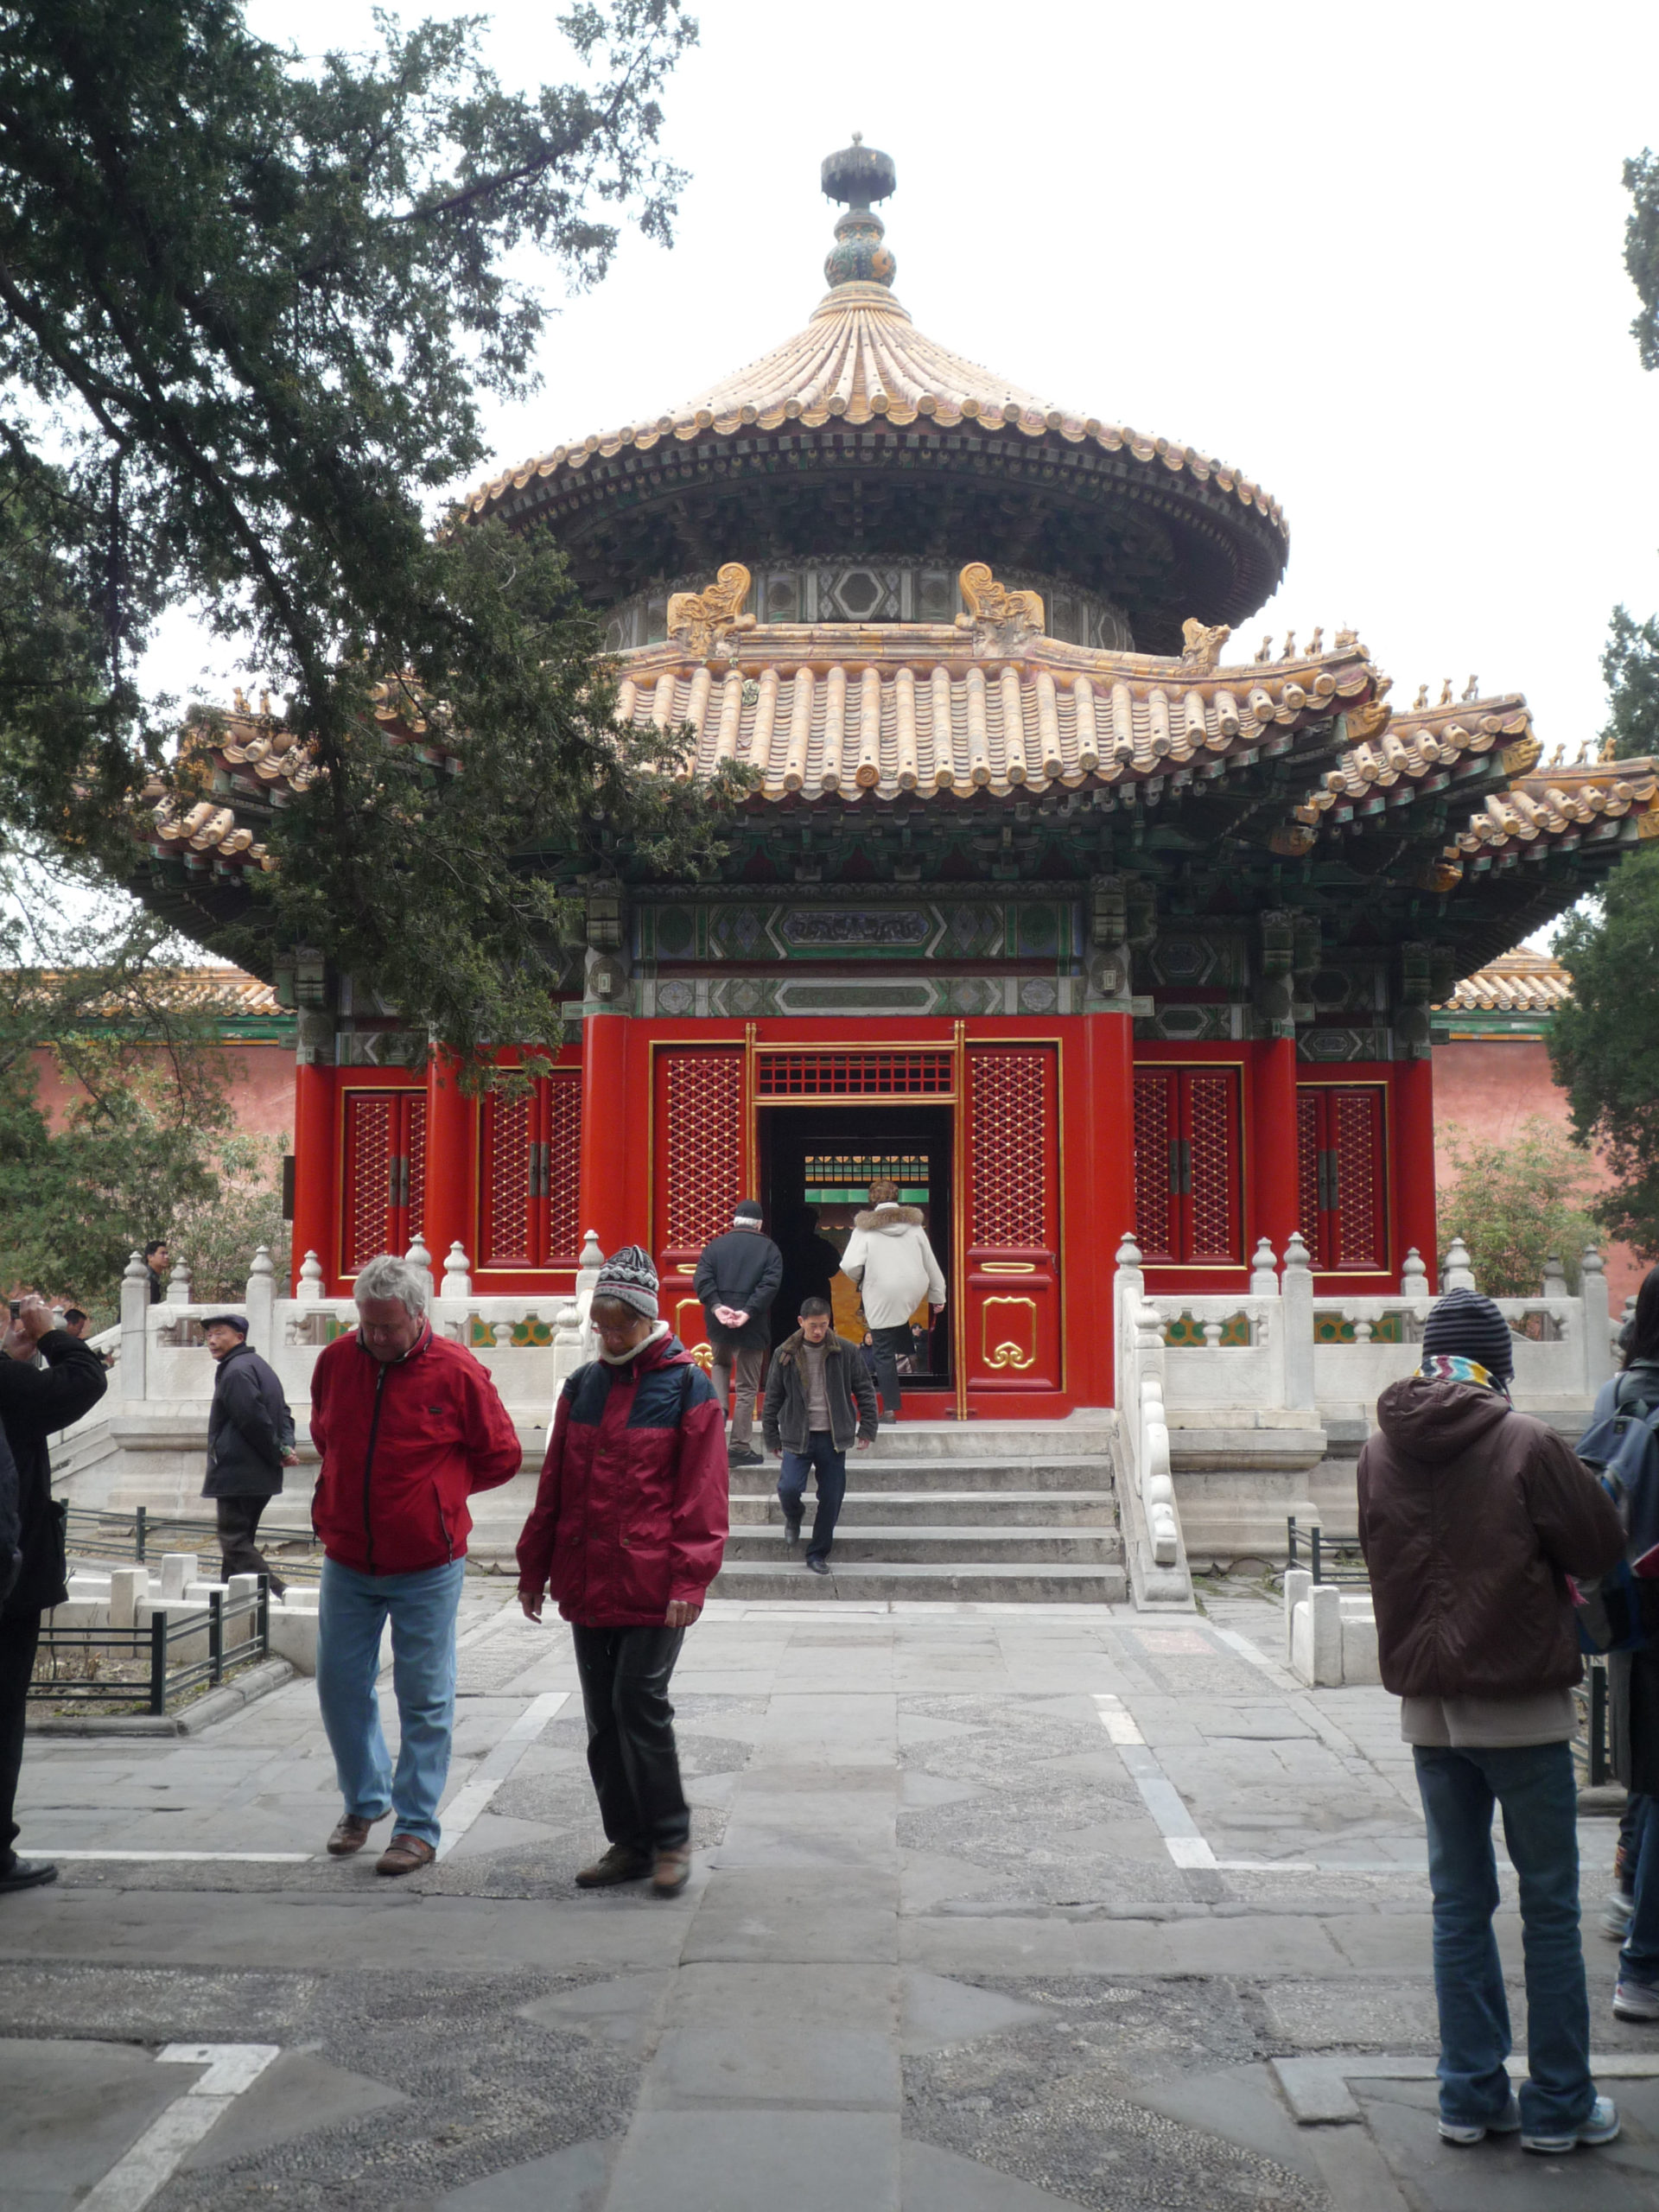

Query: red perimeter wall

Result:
[29,1043,296,1147]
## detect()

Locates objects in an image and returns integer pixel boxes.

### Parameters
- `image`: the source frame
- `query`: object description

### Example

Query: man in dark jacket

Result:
[1357,1287,1625,2156]
[693,1198,782,1470]
[0,1294,107,1894]
[763,1297,878,1575]
[518,1245,728,1897]
[311,1254,522,1876]
[200,1315,297,1594]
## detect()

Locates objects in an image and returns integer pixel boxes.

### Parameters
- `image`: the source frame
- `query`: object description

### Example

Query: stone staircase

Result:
[709,1415,1126,1603]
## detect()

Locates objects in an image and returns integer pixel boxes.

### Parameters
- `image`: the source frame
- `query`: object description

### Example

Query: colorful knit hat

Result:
[1421,1287,1514,1383]
[593,1244,658,1320]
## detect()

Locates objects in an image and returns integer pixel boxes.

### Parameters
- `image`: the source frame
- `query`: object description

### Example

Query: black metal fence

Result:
[1579,1657,1614,1791]
[31,1579,272,1715]
[1285,1516,1370,1586]
[65,1504,323,1584]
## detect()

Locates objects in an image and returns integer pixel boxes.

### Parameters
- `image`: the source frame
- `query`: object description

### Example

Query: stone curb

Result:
[26,1657,295,1738]
[1273,2051,1659,2126]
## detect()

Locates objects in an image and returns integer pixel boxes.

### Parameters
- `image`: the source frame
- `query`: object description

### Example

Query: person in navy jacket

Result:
[518,1245,728,1897]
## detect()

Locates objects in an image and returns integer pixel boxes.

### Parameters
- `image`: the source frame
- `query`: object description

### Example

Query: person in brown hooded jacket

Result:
[1357,1287,1624,2156]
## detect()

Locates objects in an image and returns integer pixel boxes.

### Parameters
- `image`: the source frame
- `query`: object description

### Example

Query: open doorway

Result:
[759,1103,952,1398]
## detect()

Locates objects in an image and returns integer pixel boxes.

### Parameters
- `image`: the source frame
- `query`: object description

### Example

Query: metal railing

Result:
[1286,1516,1370,1586]
[30,1580,271,1714]
[1578,1658,1614,1792]
[65,1504,323,1584]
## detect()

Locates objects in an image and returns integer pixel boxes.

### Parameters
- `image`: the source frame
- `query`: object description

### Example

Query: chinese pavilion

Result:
[138,142,1659,1421]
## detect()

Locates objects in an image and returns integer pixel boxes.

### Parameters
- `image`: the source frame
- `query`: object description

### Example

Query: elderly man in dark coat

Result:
[200,1313,297,1594]
[0,1294,107,1894]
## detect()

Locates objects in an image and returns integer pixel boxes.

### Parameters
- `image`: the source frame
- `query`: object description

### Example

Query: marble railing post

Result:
[1443,1237,1476,1293]
[119,1249,149,1402]
[245,1247,276,1355]
[1580,1246,1612,1398]
[1281,1232,1315,1410]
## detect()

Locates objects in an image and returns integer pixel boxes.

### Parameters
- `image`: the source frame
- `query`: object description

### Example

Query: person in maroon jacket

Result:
[518,1245,728,1897]
[311,1253,523,1875]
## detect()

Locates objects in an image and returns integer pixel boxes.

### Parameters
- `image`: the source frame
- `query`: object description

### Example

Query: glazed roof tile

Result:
[1437,949,1573,1015]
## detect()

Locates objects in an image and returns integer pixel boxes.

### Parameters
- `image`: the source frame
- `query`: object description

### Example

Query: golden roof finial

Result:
[1463,674,1479,702]
[1306,625,1323,656]
[1255,635,1273,664]
[1413,683,1429,710]
[1282,630,1295,658]
[1440,678,1453,706]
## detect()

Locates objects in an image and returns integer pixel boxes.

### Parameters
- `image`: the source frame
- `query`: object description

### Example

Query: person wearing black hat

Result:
[200,1313,297,1594]
[1358,1286,1626,2155]
[692,1199,782,1468]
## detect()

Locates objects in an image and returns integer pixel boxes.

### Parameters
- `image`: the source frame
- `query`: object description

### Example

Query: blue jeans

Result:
[779,1432,847,1563]
[317,1558,465,1848]
[1414,1741,1594,2138]
[1621,1793,1659,1984]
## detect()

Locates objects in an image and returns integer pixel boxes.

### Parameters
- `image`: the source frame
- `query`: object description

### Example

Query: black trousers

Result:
[0,1611,41,1866]
[215,1495,285,1594]
[868,1324,912,1417]
[572,1624,689,1855]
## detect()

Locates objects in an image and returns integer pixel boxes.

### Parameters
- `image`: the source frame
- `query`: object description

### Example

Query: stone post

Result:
[404,1232,434,1306]
[1580,1245,1613,1398]
[1541,1251,1568,1300]
[442,1242,473,1301]
[245,1246,276,1355]
[119,1249,149,1402]
[1443,1237,1476,1293]
[1249,1238,1279,1297]
[1281,1232,1315,1411]
[1400,1247,1429,1300]
[166,1255,194,1306]
[296,1250,325,1303]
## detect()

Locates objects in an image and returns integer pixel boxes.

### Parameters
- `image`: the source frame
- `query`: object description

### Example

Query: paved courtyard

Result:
[5,1587,1655,2212]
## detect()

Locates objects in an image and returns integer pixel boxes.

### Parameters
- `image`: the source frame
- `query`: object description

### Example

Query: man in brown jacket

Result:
[1357,1287,1625,2156]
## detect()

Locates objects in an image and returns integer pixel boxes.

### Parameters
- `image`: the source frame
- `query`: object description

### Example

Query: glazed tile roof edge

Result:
[456,283,1288,542]
[1436,949,1574,1014]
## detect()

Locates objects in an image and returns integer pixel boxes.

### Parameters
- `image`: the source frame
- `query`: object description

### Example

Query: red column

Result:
[1251,1038,1300,1262]
[1084,1012,1136,1407]
[578,1015,631,1258]
[1394,1054,1437,1289]
[291,1060,337,1292]
[423,1048,474,1274]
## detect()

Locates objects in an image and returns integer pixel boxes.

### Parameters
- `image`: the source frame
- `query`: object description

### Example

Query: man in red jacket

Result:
[311,1253,523,1875]
[518,1245,728,1897]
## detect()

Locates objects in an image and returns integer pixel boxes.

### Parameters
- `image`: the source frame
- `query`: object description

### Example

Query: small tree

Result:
[1438,1117,1602,1296]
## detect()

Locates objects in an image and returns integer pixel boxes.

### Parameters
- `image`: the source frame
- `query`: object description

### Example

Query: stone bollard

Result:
[160,1552,200,1600]
[1284,1567,1312,1663]
[296,1249,325,1302]
[245,1245,276,1352]
[1443,1236,1476,1293]
[225,1573,261,1646]
[1291,1580,1344,1687]
[109,1567,148,1632]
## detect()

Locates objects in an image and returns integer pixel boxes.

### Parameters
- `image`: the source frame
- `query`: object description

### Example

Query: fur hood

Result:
[854,1205,925,1230]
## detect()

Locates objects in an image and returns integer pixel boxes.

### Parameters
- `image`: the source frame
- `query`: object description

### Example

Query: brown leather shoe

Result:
[651,1847,690,1897]
[375,1834,437,1877]
[575,1843,652,1889]
[326,1814,376,1857]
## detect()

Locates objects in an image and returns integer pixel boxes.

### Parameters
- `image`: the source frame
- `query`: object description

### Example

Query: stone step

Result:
[709,1559,1127,1604]
[806,1418,1116,1461]
[726,1456,1113,1493]
[729,1490,1116,1528]
[721,1524,1122,1565]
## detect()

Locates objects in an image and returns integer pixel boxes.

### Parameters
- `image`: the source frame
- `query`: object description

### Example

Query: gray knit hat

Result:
[593,1244,658,1320]
[1421,1287,1514,1384]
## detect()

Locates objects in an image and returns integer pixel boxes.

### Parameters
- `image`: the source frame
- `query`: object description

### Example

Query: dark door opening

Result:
[759,1103,953,1395]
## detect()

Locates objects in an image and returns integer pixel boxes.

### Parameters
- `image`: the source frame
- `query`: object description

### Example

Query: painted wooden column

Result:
[423,1048,474,1274]
[578,1014,631,1260]
[1394,1054,1438,1289]
[290,1059,337,1292]
[1086,1011,1137,1407]
[1251,1038,1301,1262]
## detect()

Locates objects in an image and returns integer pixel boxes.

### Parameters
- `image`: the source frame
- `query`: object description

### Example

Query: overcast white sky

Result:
[152,0,1659,772]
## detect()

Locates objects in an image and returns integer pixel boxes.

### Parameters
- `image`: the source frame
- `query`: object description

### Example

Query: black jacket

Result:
[0,1420,18,1605]
[0,1329,108,1619]
[693,1229,783,1353]
[203,1343,295,1499]
[763,1328,879,1456]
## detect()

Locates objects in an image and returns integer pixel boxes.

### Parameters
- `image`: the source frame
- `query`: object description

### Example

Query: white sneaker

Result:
[1521,2094,1620,2154]
[1439,2093,1521,2145]
[1614,1977,1659,2023]
[1599,1885,1636,1941]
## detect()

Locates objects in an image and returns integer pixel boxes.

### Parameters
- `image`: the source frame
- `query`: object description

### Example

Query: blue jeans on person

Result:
[1621,1792,1659,1986]
[1414,1741,1595,2138]
[779,1431,847,1563]
[317,1557,465,1849]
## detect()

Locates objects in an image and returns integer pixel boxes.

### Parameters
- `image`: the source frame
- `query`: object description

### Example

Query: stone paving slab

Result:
[7,1589,1653,2210]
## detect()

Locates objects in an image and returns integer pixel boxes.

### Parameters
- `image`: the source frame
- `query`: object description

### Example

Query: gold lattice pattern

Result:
[1187,1072,1237,1262]
[346,1096,394,1272]
[664,1051,746,1251]
[545,1076,582,1263]
[405,1096,427,1244]
[486,1092,533,1265]
[970,1050,1050,1247]
[1296,1090,1321,1259]
[1132,1072,1173,1262]
[1335,1090,1382,1267]
[757,1050,952,1098]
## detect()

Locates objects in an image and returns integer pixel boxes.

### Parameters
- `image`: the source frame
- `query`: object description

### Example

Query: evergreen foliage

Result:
[1437,1116,1601,1296]
[0,0,742,1065]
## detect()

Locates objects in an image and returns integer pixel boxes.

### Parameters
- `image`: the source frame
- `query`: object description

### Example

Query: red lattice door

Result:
[1132,1066,1243,1268]
[652,1046,747,1366]
[963,1045,1061,1391]
[478,1073,582,1273]
[341,1090,427,1275]
[1297,1084,1386,1271]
